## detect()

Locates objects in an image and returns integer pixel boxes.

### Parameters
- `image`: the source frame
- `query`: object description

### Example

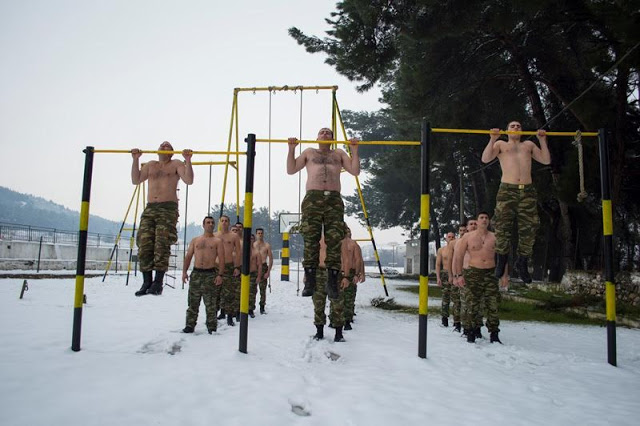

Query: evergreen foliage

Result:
[290,0,640,274]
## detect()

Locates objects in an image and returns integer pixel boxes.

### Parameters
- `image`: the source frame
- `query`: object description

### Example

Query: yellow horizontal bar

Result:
[235,85,338,93]
[256,138,420,146]
[431,128,598,137]
[191,161,237,166]
[93,149,247,155]
[354,238,372,242]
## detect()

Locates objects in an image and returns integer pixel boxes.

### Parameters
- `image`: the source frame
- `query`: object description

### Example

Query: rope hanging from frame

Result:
[573,130,588,202]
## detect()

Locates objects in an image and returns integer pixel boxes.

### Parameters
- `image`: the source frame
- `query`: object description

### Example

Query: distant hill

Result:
[0,186,124,235]
[0,186,206,242]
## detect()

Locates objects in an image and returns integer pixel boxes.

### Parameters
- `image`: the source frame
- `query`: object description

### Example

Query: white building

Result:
[404,239,436,275]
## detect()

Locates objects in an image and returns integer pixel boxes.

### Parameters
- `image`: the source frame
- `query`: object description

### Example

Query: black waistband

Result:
[193,268,216,273]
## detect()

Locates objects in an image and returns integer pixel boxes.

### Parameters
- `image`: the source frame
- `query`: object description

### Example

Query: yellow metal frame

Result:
[222,85,391,295]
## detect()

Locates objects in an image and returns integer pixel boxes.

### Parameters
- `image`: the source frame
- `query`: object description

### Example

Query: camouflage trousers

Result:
[257,262,268,306]
[494,183,539,257]
[185,269,221,332]
[464,267,500,333]
[460,272,482,330]
[441,271,461,322]
[136,201,179,272]
[341,269,357,322]
[301,190,345,271]
[312,268,344,327]
[248,271,258,312]
[221,263,240,315]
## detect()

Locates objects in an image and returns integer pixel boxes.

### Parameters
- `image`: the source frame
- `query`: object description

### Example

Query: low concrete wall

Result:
[0,240,133,271]
[561,270,640,306]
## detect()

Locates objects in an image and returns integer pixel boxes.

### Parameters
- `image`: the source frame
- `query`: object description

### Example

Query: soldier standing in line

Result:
[216,215,241,326]
[339,226,361,331]
[453,212,509,344]
[446,222,467,332]
[181,216,225,334]
[253,228,273,314]
[435,231,456,327]
[287,128,360,298]
[247,234,263,318]
[312,234,348,342]
[131,141,193,296]
[481,122,550,283]
[453,218,482,337]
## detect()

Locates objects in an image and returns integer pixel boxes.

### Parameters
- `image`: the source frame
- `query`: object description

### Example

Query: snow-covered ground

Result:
[1,267,639,426]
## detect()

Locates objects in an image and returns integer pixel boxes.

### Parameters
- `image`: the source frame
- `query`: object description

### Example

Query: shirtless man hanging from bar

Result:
[481,121,550,283]
[131,141,193,296]
[287,128,360,299]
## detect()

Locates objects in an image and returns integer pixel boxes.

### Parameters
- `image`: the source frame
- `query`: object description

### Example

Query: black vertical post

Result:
[598,128,617,366]
[37,236,43,273]
[281,232,290,281]
[183,185,189,290]
[72,146,94,352]
[418,120,430,359]
[239,133,256,354]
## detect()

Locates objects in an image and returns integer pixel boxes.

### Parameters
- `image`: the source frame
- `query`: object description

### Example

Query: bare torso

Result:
[216,231,241,264]
[191,234,223,269]
[454,238,471,269]
[438,243,454,273]
[341,237,357,272]
[143,159,184,203]
[250,248,260,273]
[496,140,535,184]
[464,230,497,269]
[304,148,345,191]
[254,241,272,265]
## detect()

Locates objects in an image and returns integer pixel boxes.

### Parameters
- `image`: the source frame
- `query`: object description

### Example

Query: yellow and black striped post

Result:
[239,133,257,354]
[598,128,617,366]
[418,120,430,359]
[281,232,290,281]
[72,146,95,352]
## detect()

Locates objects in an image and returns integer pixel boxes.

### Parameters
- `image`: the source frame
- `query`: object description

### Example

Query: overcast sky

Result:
[0,0,412,246]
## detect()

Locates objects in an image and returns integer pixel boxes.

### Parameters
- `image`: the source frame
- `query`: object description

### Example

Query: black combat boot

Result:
[474,327,483,339]
[260,303,265,314]
[249,310,255,318]
[135,271,153,296]
[334,326,345,342]
[302,267,317,297]
[147,271,165,295]
[467,331,476,343]
[313,325,324,340]
[453,322,462,332]
[217,309,226,320]
[182,325,194,333]
[462,328,469,337]
[495,253,509,279]
[516,256,532,284]
[227,314,235,327]
[441,316,449,327]
[326,269,340,299]
[490,331,503,344]
[344,321,352,330]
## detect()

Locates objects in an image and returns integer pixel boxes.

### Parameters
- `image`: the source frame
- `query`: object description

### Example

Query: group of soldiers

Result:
[435,121,551,344]
[130,141,273,334]
[436,213,508,343]
[129,119,550,343]
[181,217,274,334]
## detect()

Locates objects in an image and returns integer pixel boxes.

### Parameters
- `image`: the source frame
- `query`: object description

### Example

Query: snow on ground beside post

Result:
[1,268,639,426]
